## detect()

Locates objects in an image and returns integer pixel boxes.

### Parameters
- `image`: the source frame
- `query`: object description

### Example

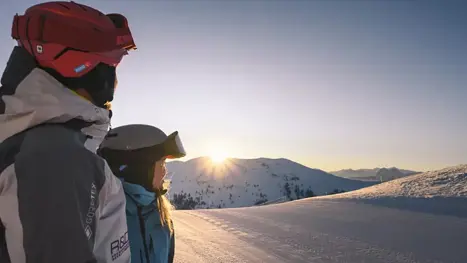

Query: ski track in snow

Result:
[173,200,467,263]
[173,209,279,263]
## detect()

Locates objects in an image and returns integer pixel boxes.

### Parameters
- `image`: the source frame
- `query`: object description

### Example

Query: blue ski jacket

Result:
[122,181,175,263]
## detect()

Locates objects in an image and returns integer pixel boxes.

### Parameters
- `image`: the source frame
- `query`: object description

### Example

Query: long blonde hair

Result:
[105,158,175,234]
[156,180,174,234]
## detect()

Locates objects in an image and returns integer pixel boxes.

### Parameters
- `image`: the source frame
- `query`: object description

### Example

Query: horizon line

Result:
[166,155,459,173]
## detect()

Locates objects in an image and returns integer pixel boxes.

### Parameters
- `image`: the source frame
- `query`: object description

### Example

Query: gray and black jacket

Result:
[0,67,130,263]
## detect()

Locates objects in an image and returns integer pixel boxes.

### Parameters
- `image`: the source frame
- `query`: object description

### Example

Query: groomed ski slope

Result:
[173,165,467,263]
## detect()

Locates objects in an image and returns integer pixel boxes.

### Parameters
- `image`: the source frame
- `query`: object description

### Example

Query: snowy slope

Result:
[166,157,376,209]
[323,164,467,199]
[174,199,467,263]
[173,164,467,262]
[314,164,467,218]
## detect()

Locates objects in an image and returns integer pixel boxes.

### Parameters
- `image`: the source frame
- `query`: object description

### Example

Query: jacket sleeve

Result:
[168,220,175,263]
[9,131,130,263]
[92,161,131,263]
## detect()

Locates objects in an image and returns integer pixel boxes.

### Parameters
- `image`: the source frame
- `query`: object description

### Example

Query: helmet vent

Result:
[55,3,70,10]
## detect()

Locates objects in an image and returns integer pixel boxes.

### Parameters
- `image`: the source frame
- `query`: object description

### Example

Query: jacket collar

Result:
[0,68,111,151]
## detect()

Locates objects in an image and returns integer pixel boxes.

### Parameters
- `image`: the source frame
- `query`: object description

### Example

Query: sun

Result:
[210,152,227,164]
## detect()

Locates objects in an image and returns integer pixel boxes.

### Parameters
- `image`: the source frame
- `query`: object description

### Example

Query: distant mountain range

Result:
[166,157,376,209]
[330,167,420,182]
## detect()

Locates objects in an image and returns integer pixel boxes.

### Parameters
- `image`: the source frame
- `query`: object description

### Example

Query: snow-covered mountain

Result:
[331,168,380,178]
[166,157,376,209]
[322,164,467,199]
[331,167,419,182]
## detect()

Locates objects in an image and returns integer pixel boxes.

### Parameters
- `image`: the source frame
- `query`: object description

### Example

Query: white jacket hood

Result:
[0,68,111,150]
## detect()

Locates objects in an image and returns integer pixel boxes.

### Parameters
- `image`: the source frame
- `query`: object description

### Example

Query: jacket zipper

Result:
[137,206,151,263]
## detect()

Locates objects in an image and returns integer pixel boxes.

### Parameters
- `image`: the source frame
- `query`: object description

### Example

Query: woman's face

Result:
[152,157,167,190]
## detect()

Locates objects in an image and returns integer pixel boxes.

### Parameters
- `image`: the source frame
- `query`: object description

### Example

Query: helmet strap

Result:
[115,161,156,192]
[41,63,116,109]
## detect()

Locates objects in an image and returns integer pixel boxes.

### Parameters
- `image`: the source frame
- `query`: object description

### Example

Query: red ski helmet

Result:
[10,1,136,78]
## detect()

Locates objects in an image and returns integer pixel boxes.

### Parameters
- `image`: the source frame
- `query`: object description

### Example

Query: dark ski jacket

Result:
[0,65,130,262]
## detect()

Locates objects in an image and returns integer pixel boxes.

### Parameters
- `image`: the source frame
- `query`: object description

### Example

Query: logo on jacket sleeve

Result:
[110,231,129,261]
[85,182,98,240]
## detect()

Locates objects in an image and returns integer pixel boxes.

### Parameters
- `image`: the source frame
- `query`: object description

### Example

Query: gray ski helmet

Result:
[98,124,186,164]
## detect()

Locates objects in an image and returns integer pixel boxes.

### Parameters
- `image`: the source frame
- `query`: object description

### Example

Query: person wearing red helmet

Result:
[0,1,136,263]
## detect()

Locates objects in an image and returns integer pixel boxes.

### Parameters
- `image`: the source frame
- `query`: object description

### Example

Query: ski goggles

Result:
[51,48,130,77]
[164,131,186,159]
[98,131,186,164]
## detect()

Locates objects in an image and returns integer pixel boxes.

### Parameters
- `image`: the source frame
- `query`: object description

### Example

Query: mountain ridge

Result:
[166,157,376,209]
[330,167,419,181]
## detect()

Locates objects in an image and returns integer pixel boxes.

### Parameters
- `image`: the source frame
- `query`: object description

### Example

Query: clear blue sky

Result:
[1,0,466,172]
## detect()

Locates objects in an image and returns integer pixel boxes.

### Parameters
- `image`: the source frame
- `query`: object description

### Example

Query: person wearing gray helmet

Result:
[98,124,186,263]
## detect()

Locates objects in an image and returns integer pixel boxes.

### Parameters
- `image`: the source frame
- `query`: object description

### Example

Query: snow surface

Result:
[173,200,467,263]
[322,164,467,199]
[314,164,467,218]
[166,157,375,209]
[173,164,467,263]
